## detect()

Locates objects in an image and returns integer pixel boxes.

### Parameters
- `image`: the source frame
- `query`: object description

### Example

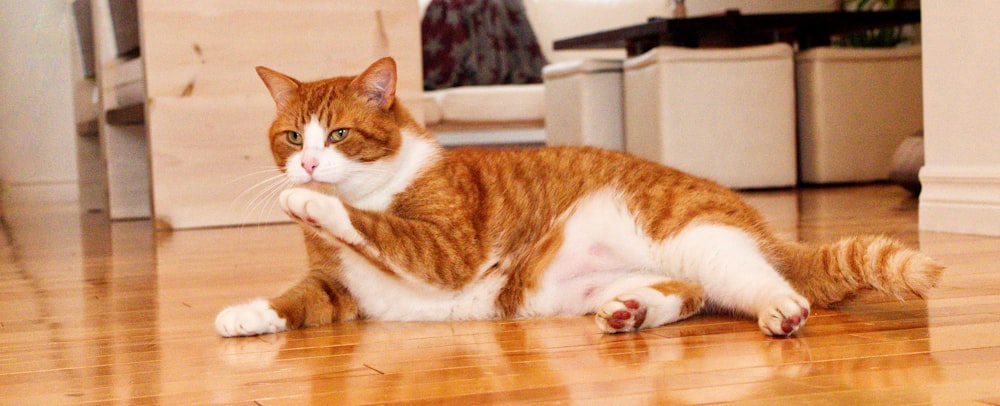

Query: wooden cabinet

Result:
[78,0,149,220]
[75,0,423,229]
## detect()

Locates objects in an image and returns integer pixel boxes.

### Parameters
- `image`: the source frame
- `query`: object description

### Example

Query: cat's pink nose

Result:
[301,157,319,175]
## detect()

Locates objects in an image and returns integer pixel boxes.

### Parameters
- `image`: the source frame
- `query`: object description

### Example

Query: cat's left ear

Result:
[352,57,397,111]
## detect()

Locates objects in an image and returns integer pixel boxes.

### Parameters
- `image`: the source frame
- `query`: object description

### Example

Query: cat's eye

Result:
[328,128,349,143]
[285,131,303,146]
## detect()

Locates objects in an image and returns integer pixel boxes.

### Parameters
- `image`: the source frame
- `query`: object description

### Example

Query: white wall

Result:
[919,0,1000,235]
[0,0,79,203]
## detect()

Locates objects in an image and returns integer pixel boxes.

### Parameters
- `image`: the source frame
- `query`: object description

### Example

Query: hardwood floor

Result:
[2,184,999,404]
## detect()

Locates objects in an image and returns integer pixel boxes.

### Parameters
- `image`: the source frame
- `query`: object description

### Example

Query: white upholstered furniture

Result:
[623,44,798,189]
[421,0,676,146]
[542,59,625,151]
[421,0,836,147]
[796,46,923,184]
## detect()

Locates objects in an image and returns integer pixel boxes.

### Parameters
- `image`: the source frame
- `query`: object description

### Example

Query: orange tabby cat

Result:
[215,57,942,338]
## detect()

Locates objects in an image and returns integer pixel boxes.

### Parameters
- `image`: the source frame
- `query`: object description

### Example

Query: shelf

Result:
[109,0,139,57]
[105,103,144,126]
[72,0,96,78]
[77,119,100,138]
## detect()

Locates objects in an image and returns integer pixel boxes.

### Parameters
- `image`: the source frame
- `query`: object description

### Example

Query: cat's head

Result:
[256,57,437,204]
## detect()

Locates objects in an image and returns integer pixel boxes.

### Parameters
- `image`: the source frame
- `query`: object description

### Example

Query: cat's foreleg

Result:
[215,270,358,337]
[215,298,285,337]
[279,187,483,289]
[593,277,705,334]
[279,188,364,245]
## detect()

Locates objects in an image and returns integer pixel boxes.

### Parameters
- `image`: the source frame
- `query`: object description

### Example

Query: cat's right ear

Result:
[351,57,397,111]
[256,67,300,111]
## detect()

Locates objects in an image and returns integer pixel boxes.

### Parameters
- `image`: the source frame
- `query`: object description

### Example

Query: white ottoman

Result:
[622,43,797,189]
[542,59,625,150]
[796,46,923,184]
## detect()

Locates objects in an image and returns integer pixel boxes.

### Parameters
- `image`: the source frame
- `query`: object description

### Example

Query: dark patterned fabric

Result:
[422,0,548,90]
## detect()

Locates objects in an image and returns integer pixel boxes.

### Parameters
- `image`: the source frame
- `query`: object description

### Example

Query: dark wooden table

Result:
[553,9,921,56]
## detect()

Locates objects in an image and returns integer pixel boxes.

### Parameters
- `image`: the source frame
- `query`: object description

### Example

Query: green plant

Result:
[838,0,906,47]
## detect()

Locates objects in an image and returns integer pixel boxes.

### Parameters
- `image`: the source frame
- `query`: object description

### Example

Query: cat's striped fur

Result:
[216,57,942,338]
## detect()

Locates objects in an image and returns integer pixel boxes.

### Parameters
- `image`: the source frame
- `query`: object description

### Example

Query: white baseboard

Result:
[919,165,1000,236]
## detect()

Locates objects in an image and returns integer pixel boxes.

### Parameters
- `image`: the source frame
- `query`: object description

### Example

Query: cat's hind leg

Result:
[595,278,705,334]
[660,224,810,337]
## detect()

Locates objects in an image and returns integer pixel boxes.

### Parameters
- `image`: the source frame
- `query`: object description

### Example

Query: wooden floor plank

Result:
[2,184,999,404]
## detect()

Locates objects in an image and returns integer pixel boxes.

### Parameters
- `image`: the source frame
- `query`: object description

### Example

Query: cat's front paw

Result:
[278,188,330,227]
[758,294,810,337]
[279,188,362,244]
[215,298,288,337]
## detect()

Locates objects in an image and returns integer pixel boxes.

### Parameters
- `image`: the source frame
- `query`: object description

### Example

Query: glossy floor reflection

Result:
[2,184,999,404]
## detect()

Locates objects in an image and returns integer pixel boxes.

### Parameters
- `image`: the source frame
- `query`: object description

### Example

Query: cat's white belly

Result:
[521,188,805,327]
[338,248,506,321]
[521,189,663,317]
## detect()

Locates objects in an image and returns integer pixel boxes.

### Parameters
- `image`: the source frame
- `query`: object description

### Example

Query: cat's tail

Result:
[773,235,944,307]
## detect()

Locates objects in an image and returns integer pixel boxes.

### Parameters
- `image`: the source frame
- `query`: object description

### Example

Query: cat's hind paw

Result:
[215,298,287,337]
[596,297,648,333]
[757,294,810,337]
[595,280,704,334]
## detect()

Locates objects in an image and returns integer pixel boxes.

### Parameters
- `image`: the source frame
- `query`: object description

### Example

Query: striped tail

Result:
[775,235,944,307]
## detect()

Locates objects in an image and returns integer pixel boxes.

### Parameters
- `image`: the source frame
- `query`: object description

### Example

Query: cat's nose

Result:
[301,157,319,175]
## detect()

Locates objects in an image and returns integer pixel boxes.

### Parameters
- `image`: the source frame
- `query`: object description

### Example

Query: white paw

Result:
[758,294,810,337]
[215,298,287,337]
[278,188,362,244]
[595,290,690,334]
[596,295,649,333]
[278,188,329,226]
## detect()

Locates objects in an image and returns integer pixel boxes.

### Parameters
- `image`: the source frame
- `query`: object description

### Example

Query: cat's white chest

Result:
[337,248,505,321]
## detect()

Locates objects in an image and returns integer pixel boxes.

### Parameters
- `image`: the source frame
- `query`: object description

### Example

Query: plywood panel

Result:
[140,0,423,229]
[146,96,284,229]
[91,0,152,220]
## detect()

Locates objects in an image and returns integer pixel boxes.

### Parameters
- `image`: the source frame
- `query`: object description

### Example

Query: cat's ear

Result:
[256,66,300,111]
[351,57,397,111]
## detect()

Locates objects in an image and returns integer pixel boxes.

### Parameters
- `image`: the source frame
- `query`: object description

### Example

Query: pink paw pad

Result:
[604,299,647,332]
[780,308,810,335]
[292,213,320,228]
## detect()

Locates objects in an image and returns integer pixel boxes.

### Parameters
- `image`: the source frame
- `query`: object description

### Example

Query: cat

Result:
[215,57,943,338]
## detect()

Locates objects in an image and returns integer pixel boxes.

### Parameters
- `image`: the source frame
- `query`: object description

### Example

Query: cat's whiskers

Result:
[247,175,290,220]
[230,169,285,205]
[230,170,291,231]
[253,179,293,230]
[223,166,287,186]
